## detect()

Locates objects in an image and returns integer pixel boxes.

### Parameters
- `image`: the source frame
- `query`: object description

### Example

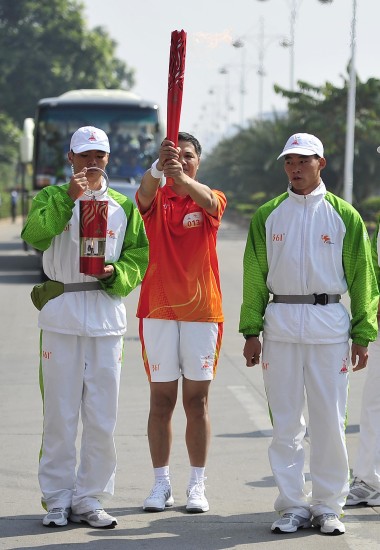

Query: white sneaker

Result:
[143,480,174,512]
[186,480,209,513]
[70,509,117,528]
[271,512,312,533]
[42,507,71,527]
[346,478,380,506]
[312,513,345,535]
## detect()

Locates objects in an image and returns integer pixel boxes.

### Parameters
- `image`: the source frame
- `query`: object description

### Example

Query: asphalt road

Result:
[0,215,379,549]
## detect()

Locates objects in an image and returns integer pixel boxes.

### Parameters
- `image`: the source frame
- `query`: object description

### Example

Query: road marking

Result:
[227,385,272,437]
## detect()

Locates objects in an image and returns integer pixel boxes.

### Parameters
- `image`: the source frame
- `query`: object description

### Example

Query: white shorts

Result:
[139,318,223,382]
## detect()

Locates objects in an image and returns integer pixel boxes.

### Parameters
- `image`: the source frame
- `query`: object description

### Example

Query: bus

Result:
[24,89,164,198]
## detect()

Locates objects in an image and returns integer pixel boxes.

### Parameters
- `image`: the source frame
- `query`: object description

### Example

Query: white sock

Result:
[154,466,170,485]
[189,466,206,487]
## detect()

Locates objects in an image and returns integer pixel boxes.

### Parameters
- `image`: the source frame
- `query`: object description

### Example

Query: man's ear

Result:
[319,157,327,170]
[67,151,74,163]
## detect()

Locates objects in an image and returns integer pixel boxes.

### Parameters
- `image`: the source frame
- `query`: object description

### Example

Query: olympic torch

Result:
[79,167,109,275]
[166,29,187,185]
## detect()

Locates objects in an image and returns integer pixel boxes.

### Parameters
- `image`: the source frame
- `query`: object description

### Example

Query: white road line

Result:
[227,385,272,437]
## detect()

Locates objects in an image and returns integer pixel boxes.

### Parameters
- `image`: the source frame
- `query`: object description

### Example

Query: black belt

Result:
[273,293,341,305]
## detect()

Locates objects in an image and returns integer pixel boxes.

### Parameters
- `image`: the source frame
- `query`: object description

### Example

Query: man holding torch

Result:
[136,132,227,513]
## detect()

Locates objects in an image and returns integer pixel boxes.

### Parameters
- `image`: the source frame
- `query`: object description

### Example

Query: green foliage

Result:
[0,0,135,126]
[358,195,380,226]
[201,72,380,213]
[0,0,136,218]
[0,112,21,202]
[0,112,20,163]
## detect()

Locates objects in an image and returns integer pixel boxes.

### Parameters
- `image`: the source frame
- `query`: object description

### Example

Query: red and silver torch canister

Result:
[79,167,109,275]
[166,29,187,186]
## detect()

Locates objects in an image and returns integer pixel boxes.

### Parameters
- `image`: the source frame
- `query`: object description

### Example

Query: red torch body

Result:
[166,29,187,185]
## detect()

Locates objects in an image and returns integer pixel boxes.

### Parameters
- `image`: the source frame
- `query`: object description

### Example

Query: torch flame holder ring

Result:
[83,167,109,200]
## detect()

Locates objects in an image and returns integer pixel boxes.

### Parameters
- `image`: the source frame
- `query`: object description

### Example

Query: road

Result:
[0,215,379,549]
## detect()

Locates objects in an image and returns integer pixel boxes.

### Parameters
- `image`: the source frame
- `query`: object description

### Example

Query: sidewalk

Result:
[0,218,379,549]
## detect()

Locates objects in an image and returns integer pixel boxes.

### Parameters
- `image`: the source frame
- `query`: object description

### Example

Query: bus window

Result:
[34,99,163,188]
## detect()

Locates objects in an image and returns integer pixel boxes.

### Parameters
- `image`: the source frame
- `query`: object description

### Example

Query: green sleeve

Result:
[371,220,380,291]
[326,193,378,346]
[100,192,149,298]
[239,193,287,336]
[21,184,75,251]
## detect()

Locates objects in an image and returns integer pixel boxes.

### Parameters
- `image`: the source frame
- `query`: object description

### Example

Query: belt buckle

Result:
[314,293,328,306]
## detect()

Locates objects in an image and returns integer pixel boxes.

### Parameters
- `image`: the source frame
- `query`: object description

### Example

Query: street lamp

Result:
[343,0,357,205]
[232,38,246,127]
[258,0,333,91]
[219,66,234,134]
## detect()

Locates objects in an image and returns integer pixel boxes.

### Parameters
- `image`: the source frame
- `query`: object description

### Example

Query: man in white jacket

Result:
[22,127,148,528]
[240,133,378,536]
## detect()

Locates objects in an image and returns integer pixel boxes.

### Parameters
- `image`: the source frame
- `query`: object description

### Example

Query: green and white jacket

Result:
[239,181,378,347]
[22,183,149,337]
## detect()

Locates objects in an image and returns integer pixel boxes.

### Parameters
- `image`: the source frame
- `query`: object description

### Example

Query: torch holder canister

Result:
[79,167,109,275]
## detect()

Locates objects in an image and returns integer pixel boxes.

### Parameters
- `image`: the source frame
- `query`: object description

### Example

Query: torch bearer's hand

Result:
[93,264,114,280]
[67,167,89,201]
[158,139,179,170]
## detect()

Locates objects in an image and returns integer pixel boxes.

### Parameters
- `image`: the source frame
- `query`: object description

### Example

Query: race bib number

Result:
[183,211,203,229]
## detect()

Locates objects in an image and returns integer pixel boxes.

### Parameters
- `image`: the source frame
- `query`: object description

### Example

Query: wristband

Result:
[150,159,164,179]
[244,334,259,340]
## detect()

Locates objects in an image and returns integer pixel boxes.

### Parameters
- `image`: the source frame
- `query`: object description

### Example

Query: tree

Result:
[0,0,135,126]
[274,74,380,202]
[200,72,380,212]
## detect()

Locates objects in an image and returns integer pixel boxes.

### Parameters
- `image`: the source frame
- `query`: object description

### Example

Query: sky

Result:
[82,0,378,152]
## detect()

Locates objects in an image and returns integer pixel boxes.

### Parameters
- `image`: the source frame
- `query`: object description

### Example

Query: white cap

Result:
[377,145,380,154]
[277,133,324,160]
[70,126,110,153]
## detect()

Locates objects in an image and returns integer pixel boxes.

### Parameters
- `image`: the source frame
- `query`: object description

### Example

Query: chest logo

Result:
[321,234,334,245]
[107,229,117,239]
[272,233,285,242]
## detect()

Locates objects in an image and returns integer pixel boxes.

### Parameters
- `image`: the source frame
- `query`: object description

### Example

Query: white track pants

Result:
[38,331,122,513]
[353,337,380,490]
[262,340,350,517]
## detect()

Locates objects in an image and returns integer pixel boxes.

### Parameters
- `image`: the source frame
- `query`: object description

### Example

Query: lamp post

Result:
[219,66,234,134]
[343,0,357,205]
[232,38,246,127]
[258,0,333,91]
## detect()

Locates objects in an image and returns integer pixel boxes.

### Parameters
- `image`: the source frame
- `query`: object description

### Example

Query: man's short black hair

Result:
[178,132,202,158]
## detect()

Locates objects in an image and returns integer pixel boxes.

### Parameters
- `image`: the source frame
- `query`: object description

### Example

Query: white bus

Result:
[24,89,164,200]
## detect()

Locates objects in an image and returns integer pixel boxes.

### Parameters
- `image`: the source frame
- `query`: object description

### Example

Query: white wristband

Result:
[150,159,164,179]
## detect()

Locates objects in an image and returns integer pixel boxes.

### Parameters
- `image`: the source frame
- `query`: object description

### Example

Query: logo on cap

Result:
[88,132,97,142]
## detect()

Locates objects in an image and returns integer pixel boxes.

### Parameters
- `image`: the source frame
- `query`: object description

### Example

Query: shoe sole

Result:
[345,499,380,506]
[143,496,174,512]
[70,515,117,529]
[312,522,345,536]
[272,521,312,534]
[42,520,67,527]
[320,527,345,536]
[186,506,209,513]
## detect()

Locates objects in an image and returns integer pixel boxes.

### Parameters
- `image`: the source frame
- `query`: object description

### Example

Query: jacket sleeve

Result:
[100,200,149,298]
[21,185,75,251]
[371,220,380,291]
[342,207,378,346]
[239,208,270,336]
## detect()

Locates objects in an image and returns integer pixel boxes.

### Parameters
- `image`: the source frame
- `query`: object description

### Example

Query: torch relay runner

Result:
[21,126,149,529]
[136,133,227,513]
